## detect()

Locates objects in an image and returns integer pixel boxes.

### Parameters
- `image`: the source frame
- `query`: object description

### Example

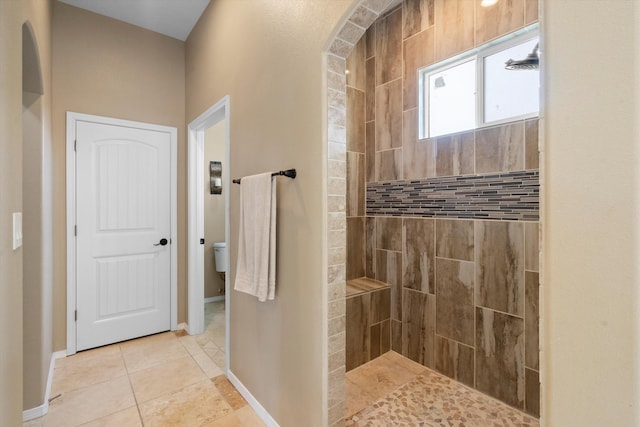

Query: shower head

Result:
[505,43,539,70]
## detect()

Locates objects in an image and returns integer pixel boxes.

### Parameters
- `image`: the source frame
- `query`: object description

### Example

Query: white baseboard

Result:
[177,322,189,334]
[23,350,66,422]
[228,370,278,427]
[23,400,47,422]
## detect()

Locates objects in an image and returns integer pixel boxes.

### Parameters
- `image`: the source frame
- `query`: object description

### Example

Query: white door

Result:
[75,120,172,351]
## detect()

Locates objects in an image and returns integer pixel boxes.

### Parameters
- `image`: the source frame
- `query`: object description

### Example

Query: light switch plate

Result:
[12,212,22,250]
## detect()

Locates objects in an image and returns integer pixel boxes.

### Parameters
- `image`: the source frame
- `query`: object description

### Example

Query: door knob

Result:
[154,238,168,246]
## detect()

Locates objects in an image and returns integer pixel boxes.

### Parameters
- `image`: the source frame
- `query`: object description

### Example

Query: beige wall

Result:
[204,121,226,298]
[51,1,186,349]
[186,0,350,424]
[543,1,640,425]
[22,0,54,411]
[23,96,53,410]
[1,0,53,423]
[23,97,46,409]
[0,2,25,423]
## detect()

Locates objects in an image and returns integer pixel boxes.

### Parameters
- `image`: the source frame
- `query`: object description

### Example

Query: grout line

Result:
[434,333,474,350]
[39,326,233,427]
[434,254,474,264]
[473,217,478,389]
[119,344,146,427]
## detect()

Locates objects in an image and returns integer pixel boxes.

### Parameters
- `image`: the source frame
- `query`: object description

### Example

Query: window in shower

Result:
[418,24,539,139]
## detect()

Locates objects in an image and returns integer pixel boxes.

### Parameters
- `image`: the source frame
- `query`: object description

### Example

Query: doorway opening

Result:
[187,96,230,375]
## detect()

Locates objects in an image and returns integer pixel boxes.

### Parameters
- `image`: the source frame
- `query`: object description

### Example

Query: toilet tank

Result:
[213,242,227,273]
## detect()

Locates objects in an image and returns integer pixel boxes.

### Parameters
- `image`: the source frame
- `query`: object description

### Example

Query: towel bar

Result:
[233,169,296,184]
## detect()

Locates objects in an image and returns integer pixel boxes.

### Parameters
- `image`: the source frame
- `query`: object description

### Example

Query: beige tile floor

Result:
[24,303,539,426]
[24,300,265,427]
[346,352,540,426]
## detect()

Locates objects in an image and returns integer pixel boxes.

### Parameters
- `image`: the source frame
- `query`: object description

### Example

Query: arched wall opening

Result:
[323,3,399,424]
[323,1,543,424]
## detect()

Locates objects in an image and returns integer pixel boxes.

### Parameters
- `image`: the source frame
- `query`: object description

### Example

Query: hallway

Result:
[24,301,264,426]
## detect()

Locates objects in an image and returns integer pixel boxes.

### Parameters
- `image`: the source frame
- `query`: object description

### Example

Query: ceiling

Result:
[57,0,210,41]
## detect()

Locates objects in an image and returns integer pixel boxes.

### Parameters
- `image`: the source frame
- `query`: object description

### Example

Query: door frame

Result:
[186,96,230,372]
[65,112,178,355]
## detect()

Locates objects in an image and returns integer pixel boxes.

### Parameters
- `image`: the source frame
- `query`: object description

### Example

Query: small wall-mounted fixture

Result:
[505,43,540,70]
[210,161,222,194]
[480,0,498,7]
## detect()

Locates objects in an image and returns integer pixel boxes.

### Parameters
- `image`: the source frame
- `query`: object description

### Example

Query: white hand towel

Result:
[234,172,276,301]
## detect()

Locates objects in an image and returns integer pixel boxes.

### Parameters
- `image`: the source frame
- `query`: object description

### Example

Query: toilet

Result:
[213,242,227,274]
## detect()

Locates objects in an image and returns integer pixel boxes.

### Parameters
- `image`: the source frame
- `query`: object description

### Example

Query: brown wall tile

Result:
[380,319,391,354]
[435,131,475,176]
[436,219,474,261]
[435,335,474,387]
[403,27,435,110]
[366,121,375,182]
[525,368,540,416]
[403,110,436,180]
[346,88,365,153]
[436,258,475,345]
[401,107,417,144]
[365,217,376,278]
[475,122,524,173]
[434,0,475,61]
[524,221,539,272]
[375,79,403,151]
[370,322,381,360]
[370,288,391,324]
[365,24,376,59]
[402,289,435,368]
[375,149,403,181]
[346,217,365,280]
[525,0,539,25]
[476,307,525,408]
[403,0,435,39]
[346,36,366,91]
[475,221,524,316]
[402,218,435,293]
[346,152,365,217]
[525,271,539,370]
[391,319,402,353]
[376,217,403,251]
[525,118,539,170]
[376,249,403,321]
[366,58,376,121]
[475,0,525,45]
[375,8,402,85]
[346,293,371,371]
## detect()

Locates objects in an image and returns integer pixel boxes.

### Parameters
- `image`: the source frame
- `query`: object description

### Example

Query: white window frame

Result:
[419,24,539,139]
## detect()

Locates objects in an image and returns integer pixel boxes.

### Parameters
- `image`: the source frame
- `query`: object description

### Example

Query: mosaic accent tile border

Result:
[366,170,539,221]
